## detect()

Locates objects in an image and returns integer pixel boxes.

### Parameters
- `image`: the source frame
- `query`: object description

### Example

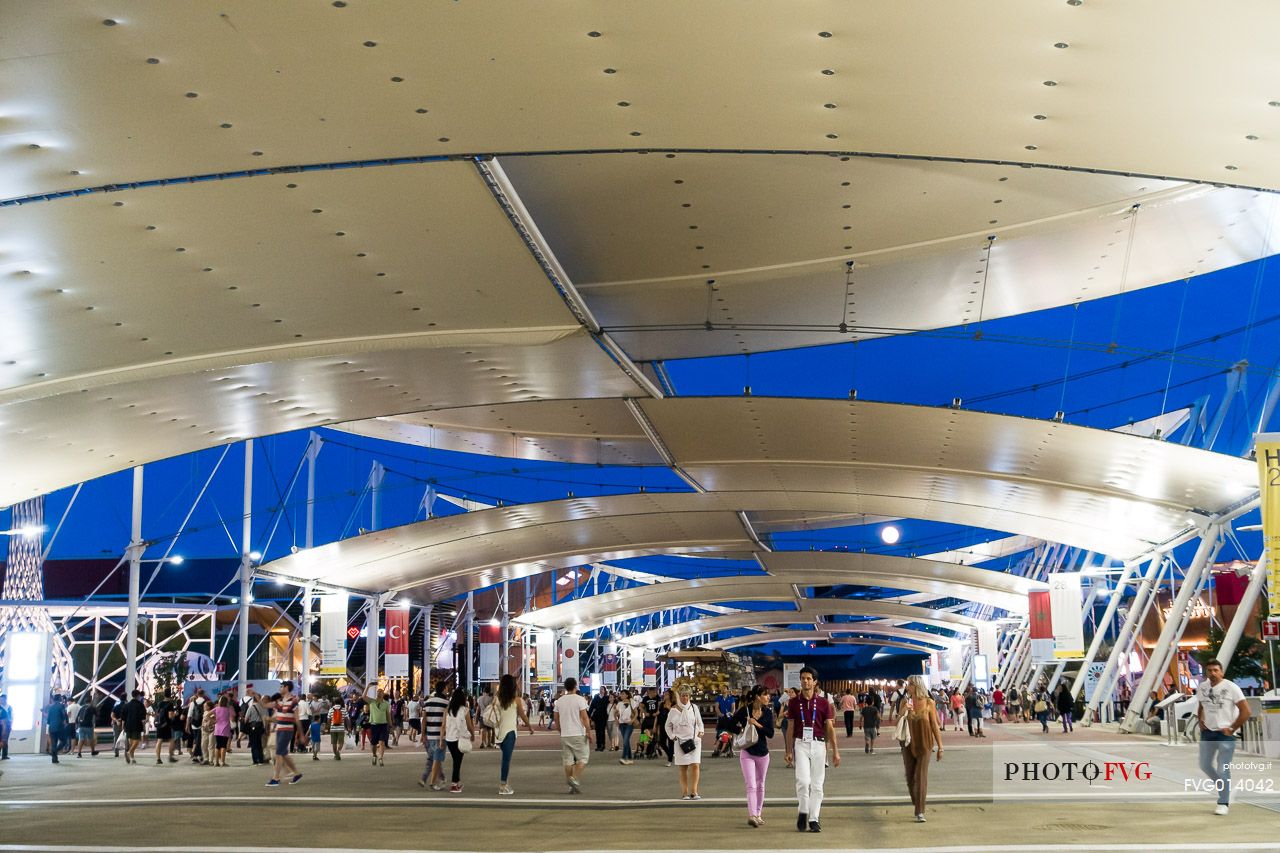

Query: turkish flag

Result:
[384,608,409,656]
[1028,590,1053,639]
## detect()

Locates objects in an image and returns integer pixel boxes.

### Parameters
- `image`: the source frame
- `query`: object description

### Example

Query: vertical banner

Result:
[478,624,501,682]
[925,651,944,686]
[560,633,580,682]
[947,644,967,681]
[973,654,991,690]
[384,607,409,677]
[535,630,555,682]
[975,622,1000,673]
[1048,573,1086,659]
[643,654,657,687]
[627,646,646,687]
[318,593,349,676]
[783,663,802,689]
[1082,662,1108,702]
[601,648,618,688]
[1255,433,1280,615]
[1028,589,1056,663]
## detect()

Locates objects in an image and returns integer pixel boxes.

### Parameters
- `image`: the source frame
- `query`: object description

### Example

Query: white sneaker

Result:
[1214,804,1229,816]
[915,814,926,823]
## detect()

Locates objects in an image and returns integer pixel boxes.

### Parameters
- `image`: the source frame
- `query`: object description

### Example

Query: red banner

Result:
[1214,570,1250,607]
[1028,590,1053,639]
[384,608,409,656]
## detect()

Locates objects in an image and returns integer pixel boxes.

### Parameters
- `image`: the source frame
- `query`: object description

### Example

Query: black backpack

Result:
[77,702,97,728]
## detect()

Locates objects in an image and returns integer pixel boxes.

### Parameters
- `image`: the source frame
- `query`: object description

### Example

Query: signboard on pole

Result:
[535,629,555,682]
[973,654,990,690]
[627,646,645,687]
[947,644,967,681]
[976,622,1000,673]
[318,593,349,676]
[783,663,803,689]
[643,654,657,687]
[1082,662,1108,702]
[478,624,501,682]
[1028,589,1056,663]
[1048,572,1086,659]
[1255,433,1280,616]
[384,607,409,677]
[601,651,618,688]
[560,633,580,681]
[1264,619,1279,640]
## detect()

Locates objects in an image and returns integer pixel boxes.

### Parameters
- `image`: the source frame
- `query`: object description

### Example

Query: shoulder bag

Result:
[893,705,912,747]
[732,713,758,750]
[454,713,474,752]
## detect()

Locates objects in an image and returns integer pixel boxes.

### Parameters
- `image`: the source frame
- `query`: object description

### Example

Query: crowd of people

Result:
[4,662,1244,823]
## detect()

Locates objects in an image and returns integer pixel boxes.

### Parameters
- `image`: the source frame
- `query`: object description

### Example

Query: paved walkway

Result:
[0,721,1276,852]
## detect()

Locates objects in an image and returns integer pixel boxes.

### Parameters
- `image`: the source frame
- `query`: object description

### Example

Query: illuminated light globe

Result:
[879,525,901,545]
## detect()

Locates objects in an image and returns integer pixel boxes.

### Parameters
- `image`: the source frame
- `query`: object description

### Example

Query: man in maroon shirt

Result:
[784,666,840,833]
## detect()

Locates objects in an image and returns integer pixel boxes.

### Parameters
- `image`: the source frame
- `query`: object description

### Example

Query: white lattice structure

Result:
[0,497,74,692]
[50,603,218,703]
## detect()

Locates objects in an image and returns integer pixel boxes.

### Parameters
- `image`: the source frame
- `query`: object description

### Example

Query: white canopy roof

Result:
[3,3,1279,502]
[704,632,937,654]
[621,611,962,651]
[517,589,983,635]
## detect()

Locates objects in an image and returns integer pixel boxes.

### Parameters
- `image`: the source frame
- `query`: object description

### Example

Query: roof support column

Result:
[1088,554,1163,720]
[500,581,510,680]
[300,584,313,690]
[1122,529,1222,730]
[365,597,380,695]
[464,591,474,692]
[1045,661,1067,693]
[125,466,143,697]
[1071,561,1140,699]
[237,441,253,701]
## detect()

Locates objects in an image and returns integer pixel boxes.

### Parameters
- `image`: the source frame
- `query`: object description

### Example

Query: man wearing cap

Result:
[784,666,840,833]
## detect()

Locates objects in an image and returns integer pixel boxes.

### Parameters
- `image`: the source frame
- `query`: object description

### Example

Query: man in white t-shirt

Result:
[406,696,421,743]
[553,677,591,794]
[294,696,312,752]
[1196,659,1251,815]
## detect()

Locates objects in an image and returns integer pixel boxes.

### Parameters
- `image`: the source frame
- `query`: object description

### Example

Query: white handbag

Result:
[456,734,473,753]
[894,710,912,746]
[732,718,758,750]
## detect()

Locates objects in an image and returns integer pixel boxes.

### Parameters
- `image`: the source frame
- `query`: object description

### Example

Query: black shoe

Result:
[808,820,822,833]
[796,812,808,832]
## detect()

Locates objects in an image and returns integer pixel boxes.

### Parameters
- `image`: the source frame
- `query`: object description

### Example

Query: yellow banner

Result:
[1254,434,1280,616]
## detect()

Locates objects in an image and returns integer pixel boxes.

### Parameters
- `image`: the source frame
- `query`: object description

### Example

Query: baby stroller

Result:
[637,729,658,760]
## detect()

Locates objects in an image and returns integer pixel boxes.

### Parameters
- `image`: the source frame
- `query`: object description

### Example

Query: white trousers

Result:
[793,739,827,819]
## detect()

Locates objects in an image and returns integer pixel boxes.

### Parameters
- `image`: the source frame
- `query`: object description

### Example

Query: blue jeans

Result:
[619,723,634,760]
[499,731,515,783]
[1199,730,1237,806]
[422,743,446,782]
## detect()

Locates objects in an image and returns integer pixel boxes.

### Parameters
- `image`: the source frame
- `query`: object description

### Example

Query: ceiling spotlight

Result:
[168,555,185,565]
[488,618,501,628]
[880,525,901,545]
[249,550,262,561]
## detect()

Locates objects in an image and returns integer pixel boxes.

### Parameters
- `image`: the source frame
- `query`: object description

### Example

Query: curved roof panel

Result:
[5,2,1279,196]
